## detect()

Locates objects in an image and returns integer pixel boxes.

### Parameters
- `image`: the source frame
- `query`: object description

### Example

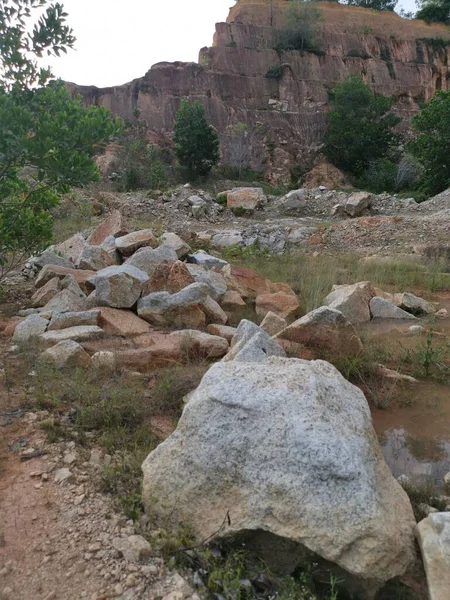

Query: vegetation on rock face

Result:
[274,0,324,55]
[409,90,450,196]
[173,97,220,180]
[0,0,121,282]
[323,76,400,177]
[345,0,398,11]
[113,110,170,192]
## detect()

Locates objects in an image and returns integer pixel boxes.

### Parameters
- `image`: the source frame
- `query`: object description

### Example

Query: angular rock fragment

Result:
[276,306,362,358]
[41,340,91,368]
[94,265,149,308]
[115,229,157,256]
[370,297,417,320]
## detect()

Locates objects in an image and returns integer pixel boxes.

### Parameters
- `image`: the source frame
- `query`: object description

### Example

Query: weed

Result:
[346,49,371,59]
[101,450,149,520]
[220,244,270,262]
[401,330,450,381]
[402,480,447,521]
[265,64,283,80]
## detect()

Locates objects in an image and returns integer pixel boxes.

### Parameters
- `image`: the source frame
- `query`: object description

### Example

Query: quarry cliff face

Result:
[71,1,450,183]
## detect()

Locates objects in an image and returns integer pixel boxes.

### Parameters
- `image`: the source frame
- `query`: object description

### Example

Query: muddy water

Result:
[363,303,450,484]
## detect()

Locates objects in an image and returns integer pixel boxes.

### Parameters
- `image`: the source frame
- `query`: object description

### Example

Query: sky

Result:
[46,0,417,89]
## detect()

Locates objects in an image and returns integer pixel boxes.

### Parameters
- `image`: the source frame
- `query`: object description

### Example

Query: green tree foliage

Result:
[113,113,169,191]
[274,0,323,54]
[0,1,122,280]
[345,0,398,11]
[173,98,220,180]
[409,90,450,196]
[323,75,400,176]
[416,0,450,24]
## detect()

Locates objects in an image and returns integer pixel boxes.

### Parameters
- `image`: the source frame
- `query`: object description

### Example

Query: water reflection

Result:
[378,427,450,484]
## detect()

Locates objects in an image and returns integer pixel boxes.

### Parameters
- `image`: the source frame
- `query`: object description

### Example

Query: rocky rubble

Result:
[0,410,200,600]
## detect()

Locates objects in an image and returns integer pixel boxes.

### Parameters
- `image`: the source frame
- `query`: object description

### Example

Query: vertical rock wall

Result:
[70,1,450,182]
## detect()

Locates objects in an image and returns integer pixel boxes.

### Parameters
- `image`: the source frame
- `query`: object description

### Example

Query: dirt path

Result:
[0,348,190,600]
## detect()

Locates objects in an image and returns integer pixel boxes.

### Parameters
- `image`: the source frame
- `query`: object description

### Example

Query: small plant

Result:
[402,480,448,521]
[265,64,283,80]
[216,191,228,206]
[346,49,371,59]
[417,329,449,378]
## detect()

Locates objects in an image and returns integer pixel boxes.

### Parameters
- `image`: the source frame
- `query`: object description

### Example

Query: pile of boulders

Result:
[6,211,311,371]
[5,209,445,375]
[322,281,438,324]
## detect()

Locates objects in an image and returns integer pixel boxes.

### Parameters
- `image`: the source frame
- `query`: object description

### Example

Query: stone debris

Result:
[94,265,149,308]
[370,297,417,320]
[323,281,376,325]
[86,210,129,246]
[417,513,450,600]
[396,292,436,316]
[115,229,158,256]
[13,314,49,343]
[276,306,363,358]
[41,340,91,368]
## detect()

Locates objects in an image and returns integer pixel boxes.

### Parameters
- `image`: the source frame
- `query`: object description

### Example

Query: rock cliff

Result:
[70,1,450,182]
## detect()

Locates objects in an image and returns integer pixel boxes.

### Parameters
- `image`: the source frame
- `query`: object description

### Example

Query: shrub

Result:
[273,0,323,55]
[216,191,228,205]
[323,76,400,176]
[113,117,169,191]
[346,49,372,59]
[265,65,283,80]
[0,2,121,285]
[416,0,450,25]
[357,159,397,193]
[409,90,450,196]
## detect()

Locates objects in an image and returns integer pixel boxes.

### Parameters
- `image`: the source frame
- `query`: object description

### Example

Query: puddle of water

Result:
[363,299,450,484]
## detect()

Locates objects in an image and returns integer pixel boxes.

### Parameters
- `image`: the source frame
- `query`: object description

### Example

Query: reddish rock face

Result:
[69,2,450,182]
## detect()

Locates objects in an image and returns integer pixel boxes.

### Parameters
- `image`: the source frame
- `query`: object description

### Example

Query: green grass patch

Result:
[225,253,450,316]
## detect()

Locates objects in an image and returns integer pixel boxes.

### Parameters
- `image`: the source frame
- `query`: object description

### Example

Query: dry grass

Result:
[231,253,450,316]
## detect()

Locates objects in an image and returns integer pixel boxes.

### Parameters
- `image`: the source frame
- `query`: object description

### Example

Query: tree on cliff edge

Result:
[345,0,398,11]
[0,0,122,282]
[173,98,220,180]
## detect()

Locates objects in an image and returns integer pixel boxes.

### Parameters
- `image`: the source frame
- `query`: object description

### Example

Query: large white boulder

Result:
[142,357,415,585]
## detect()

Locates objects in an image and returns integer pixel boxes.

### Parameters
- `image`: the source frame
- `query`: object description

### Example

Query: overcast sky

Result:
[46,0,417,88]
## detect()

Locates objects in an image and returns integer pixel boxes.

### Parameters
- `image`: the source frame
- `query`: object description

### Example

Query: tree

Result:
[173,98,220,179]
[323,75,400,176]
[274,0,322,54]
[0,1,122,281]
[221,122,263,179]
[113,111,169,191]
[409,90,450,196]
[345,0,398,11]
[416,0,450,23]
